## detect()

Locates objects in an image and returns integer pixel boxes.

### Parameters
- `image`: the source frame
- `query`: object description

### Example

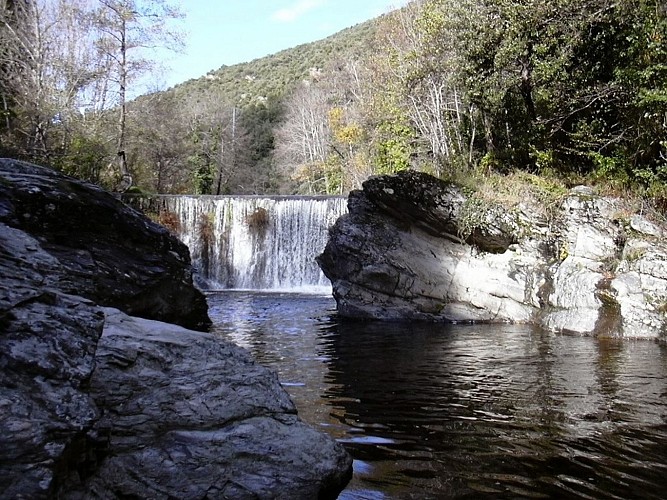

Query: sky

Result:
[148,0,406,91]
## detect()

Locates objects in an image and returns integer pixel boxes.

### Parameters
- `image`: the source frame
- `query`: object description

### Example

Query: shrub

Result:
[158,211,181,234]
[246,207,270,231]
[198,212,215,247]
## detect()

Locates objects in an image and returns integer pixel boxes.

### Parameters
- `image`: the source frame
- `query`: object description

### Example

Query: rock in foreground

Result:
[0,159,352,498]
[0,221,104,498]
[318,170,667,338]
[60,309,352,499]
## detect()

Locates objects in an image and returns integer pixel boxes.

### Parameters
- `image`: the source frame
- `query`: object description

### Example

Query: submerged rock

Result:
[0,160,352,498]
[318,170,667,339]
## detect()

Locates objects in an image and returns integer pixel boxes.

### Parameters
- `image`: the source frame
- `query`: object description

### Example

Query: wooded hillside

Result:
[1,0,665,205]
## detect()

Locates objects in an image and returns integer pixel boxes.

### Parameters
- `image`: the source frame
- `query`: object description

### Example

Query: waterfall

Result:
[138,196,346,293]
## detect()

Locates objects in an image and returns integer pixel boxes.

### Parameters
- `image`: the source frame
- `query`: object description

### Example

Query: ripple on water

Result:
[208,292,667,499]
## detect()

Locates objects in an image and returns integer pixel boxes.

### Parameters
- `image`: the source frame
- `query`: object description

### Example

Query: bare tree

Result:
[273,81,333,193]
[0,0,183,184]
[93,0,183,190]
[128,91,188,192]
[377,1,475,173]
[179,89,255,194]
[325,57,376,190]
[0,0,55,156]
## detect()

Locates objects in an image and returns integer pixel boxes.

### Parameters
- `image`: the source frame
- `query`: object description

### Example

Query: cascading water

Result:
[139,196,346,293]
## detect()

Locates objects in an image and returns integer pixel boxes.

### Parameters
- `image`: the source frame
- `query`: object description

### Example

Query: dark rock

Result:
[0,223,103,498]
[0,158,210,330]
[360,170,465,238]
[361,170,520,253]
[59,309,352,499]
[0,160,352,498]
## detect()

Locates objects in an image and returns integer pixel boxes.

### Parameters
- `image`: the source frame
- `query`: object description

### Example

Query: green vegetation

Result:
[168,21,378,108]
[625,246,647,262]
[1,0,665,208]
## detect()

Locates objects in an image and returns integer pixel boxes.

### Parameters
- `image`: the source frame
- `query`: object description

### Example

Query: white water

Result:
[155,196,346,293]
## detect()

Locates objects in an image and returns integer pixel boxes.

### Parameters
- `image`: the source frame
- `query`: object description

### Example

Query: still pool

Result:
[207,291,667,499]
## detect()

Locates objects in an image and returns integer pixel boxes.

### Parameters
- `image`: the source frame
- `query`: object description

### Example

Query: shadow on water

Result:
[208,292,667,499]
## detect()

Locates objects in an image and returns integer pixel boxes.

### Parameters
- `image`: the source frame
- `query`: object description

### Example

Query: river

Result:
[207,291,667,499]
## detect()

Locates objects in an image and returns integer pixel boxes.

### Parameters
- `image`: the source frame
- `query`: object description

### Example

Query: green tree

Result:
[612,0,667,188]
[236,99,282,193]
[413,0,666,186]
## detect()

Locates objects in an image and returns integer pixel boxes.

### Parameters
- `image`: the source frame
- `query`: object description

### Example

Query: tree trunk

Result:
[117,15,128,176]
[483,111,495,153]
[519,44,537,121]
[116,13,131,191]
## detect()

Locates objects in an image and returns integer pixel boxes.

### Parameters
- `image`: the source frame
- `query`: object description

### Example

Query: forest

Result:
[1,0,665,207]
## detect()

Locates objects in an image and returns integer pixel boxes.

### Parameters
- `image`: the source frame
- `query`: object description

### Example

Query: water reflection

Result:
[208,292,667,499]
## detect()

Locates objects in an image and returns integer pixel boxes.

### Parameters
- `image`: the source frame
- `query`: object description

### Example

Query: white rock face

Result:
[539,194,621,334]
[318,171,666,339]
[612,240,667,338]
[541,257,602,333]
[630,214,665,238]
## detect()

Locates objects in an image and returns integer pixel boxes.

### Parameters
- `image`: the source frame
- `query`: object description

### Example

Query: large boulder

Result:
[0,159,210,330]
[318,170,667,338]
[317,171,540,323]
[0,224,103,499]
[59,309,352,499]
[0,160,352,498]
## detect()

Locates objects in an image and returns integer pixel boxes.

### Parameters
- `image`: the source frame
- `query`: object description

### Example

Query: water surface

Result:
[208,291,667,499]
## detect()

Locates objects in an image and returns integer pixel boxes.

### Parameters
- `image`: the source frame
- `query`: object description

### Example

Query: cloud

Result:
[271,0,327,23]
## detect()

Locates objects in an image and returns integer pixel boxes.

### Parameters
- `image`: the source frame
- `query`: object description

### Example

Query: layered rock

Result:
[0,158,209,330]
[0,225,103,498]
[318,170,667,338]
[0,160,352,498]
[60,309,352,499]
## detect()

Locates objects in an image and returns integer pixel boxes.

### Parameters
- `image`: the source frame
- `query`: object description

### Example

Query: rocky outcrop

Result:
[317,170,667,338]
[0,160,352,498]
[0,158,209,330]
